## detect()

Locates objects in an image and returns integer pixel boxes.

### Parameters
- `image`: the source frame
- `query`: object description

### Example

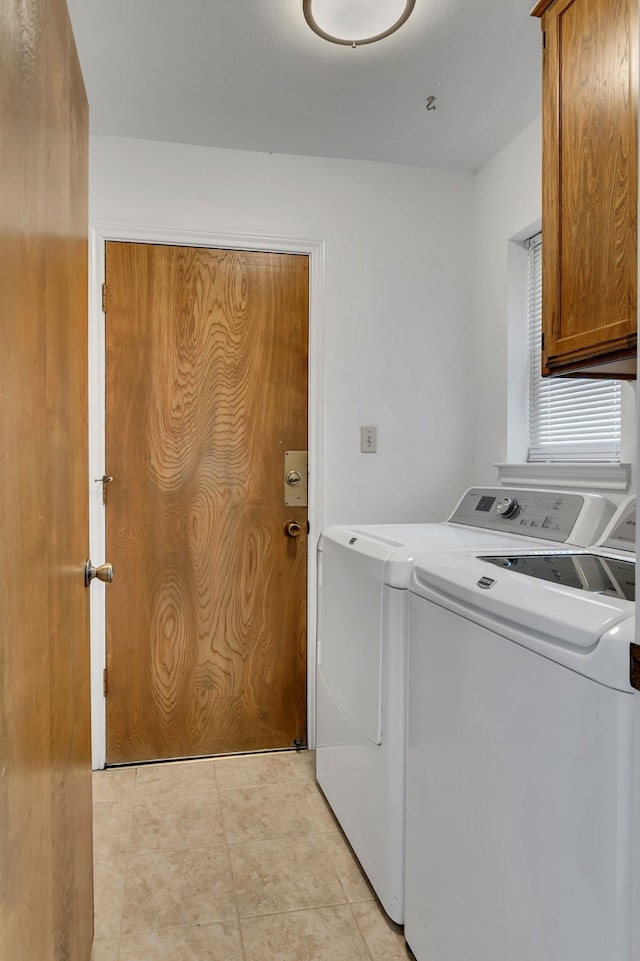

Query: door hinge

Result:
[102,283,107,312]
[103,668,108,697]
[541,332,545,351]
[542,30,546,50]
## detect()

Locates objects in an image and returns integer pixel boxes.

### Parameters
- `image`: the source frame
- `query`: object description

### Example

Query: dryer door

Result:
[317,532,386,745]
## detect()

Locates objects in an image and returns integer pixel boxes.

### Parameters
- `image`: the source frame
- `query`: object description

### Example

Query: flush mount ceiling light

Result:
[303,0,416,48]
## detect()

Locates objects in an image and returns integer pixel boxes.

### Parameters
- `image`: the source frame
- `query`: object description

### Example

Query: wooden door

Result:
[104,242,309,763]
[0,1,93,959]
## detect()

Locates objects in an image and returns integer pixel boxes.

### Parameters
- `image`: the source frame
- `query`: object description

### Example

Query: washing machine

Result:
[405,497,636,961]
[315,487,614,923]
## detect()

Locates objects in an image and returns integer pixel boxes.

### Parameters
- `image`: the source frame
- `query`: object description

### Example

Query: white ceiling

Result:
[67,0,542,172]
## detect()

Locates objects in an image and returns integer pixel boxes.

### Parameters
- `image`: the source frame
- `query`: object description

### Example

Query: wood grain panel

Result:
[537,0,637,376]
[0,1,92,959]
[105,244,308,762]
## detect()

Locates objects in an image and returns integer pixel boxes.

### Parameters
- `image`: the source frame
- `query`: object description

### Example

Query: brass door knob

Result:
[84,560,114,587]
[284,520,302,537]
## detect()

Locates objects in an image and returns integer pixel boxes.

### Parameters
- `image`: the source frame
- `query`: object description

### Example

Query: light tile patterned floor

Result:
[91,750,409,961]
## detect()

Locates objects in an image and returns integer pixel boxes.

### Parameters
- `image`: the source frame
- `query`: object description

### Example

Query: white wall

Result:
[90,135,476,526]
[473,115,636,495]
[87,130,638,764]
[88,135,476,763]
[473,116,543,483]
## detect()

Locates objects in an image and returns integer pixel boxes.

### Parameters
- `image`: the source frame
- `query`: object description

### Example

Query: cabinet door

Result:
[535,0,637,377]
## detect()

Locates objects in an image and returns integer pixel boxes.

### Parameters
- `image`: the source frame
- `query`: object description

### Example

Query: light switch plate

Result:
[361,425,377,453]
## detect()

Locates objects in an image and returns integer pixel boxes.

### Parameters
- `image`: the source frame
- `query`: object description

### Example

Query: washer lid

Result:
[479,553,635,601]
[410,551,633,652]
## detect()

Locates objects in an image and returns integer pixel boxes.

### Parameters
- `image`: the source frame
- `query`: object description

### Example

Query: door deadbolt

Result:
[284,451,308,507]
[84,560,114,587]
[285,520,302,538]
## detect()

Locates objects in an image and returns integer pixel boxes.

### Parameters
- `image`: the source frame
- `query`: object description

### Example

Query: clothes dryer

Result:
[316,487,614,922]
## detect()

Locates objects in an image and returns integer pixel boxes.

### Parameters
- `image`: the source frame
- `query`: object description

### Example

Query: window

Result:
[526,234,622,463]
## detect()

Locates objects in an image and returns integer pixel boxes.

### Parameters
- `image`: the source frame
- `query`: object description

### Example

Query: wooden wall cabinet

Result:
[532,0,638,378]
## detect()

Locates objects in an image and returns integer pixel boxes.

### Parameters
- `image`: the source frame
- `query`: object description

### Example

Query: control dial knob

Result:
[496,496,519,519]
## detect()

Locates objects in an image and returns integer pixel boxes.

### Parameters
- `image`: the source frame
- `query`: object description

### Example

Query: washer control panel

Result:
[495,496,519,518]
[599,497,636,553]
[449,488,586,542]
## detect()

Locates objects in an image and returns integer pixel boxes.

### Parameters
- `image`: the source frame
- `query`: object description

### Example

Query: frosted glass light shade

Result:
[303,0,416,46]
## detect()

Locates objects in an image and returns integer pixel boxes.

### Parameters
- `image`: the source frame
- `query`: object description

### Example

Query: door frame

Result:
[89,223,325,769]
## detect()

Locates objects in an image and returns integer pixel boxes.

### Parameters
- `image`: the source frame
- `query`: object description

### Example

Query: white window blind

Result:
[526,235,622,463]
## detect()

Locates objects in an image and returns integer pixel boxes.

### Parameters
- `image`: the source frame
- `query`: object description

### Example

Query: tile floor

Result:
[91,749,409,961]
